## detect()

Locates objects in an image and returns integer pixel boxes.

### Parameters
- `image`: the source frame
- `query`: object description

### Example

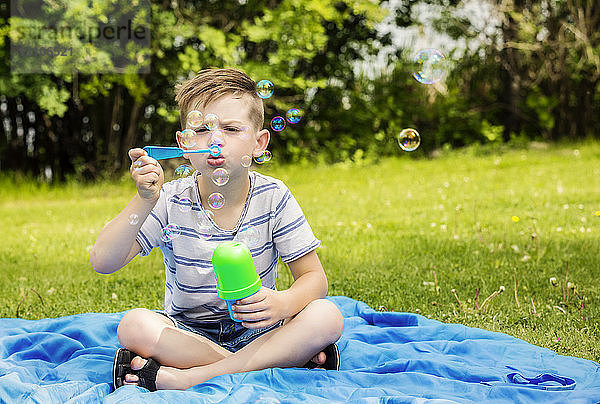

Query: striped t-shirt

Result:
[136,171,321,322]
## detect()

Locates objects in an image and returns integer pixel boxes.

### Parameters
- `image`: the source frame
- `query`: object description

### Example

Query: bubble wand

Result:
[143,145,221,160]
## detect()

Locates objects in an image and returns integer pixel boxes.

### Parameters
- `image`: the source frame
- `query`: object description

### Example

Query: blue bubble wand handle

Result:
[143,145,221,160]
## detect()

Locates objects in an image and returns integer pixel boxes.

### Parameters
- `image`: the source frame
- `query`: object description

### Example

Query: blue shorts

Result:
[156,311,284,353]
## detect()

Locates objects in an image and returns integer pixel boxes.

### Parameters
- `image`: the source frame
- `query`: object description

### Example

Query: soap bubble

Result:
[397,128,421,151]
[186,110,203,128]
[253,150,271,164]
[241,155,252,168]
[235,224,260,247]
[211,168,230,186]
[198,224,212,241]
[208,192,225,209]
[256,80,274,99]
[128,214,139,225]
[179,197,193,212]
[197,209,215,225]
[270,116,286,132]
[412,48,446,85]
[204,113,219,131]
[180,128,197,148]
[160,223,181,242]
[236,126,252,140]
[174,164,194,178]
[285,108,302,124]
[209,130,225,147]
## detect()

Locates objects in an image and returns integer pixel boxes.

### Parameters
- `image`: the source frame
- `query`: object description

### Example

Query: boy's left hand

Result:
[231,287,287,329]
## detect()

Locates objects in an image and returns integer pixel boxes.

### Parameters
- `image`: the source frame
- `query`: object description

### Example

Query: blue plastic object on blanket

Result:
[1,296,599,403]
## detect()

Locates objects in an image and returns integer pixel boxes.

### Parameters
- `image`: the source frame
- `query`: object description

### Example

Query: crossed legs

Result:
[117,298,344,390]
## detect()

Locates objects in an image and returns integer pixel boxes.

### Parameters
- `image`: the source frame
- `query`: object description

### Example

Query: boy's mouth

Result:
[207,156,225,167]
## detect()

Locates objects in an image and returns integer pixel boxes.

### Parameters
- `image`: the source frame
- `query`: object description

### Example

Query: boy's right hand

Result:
[129,148,164,202]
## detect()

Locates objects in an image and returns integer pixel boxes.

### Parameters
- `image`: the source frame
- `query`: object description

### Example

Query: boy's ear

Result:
[253,128,270,157]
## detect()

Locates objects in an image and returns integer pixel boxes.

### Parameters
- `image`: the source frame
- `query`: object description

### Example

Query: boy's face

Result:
[176,94,269,178]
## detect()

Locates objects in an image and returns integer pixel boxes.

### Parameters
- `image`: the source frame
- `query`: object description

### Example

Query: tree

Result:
[0,0,386,180]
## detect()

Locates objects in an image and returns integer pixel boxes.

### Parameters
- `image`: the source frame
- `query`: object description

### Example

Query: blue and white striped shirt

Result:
[136,171,321,322]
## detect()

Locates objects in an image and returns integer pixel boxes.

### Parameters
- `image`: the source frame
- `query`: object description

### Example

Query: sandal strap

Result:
[133,357,161,392]
[113,348,162,392]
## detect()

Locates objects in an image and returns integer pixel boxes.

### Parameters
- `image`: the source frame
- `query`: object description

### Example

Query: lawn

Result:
[1,141,599,363]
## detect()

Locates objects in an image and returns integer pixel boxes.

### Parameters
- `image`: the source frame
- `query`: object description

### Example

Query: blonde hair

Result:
[174,68,264,132]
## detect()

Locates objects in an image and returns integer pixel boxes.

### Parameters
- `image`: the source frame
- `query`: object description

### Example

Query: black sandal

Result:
[303,343,340,370]
[113,348,162,392]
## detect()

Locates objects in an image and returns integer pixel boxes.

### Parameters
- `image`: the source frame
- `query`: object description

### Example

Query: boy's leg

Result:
[126,298,344,390]
[117,308,232,368]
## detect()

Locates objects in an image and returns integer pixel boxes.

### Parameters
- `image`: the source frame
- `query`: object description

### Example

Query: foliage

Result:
[0,0,599,180]
[0,0,386,179]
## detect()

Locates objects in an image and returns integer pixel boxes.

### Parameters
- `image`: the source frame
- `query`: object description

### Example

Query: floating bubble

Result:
[197,209,215,226]
[235,224,260,247]
[412,48,446,85]
[198,224,212,241]
[270,116,285,132]
[285,108,302,124]
[241,155,252,168]
[207,192,225,209]
[186,110,203,128]
[397,128,421,152]
[256,80,274,99]
[253,150,272,164]
[128,214,139,225]
[211,168,230,186]
[204,113,219,131]
[179,197,193,212]
[237,126,252,140]
[180,128,197,148]
[209,130,225,147]
[160,223,181,242]
[174,164,194,178]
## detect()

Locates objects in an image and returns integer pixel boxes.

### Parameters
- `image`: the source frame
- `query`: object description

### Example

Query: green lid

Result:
[212,241,262,300]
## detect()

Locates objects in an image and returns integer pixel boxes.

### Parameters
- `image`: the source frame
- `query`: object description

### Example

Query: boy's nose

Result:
[209,130,225,147]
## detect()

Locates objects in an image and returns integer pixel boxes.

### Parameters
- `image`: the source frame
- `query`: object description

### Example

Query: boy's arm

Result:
[279,250,328,318]
[89,148,164,274]
[89,194,154,274]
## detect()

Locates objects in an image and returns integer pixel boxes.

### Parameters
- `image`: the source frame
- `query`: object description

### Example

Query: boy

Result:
[89,68,344,391]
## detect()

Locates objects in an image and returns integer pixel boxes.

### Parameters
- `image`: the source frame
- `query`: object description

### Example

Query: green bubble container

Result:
[212,241,262,322]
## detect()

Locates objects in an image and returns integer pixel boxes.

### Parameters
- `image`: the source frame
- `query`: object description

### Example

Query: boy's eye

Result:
[224,127,241,133]
[194,128,209,134]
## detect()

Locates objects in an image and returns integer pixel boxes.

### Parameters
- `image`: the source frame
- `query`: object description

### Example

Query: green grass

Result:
[1,141,599,362]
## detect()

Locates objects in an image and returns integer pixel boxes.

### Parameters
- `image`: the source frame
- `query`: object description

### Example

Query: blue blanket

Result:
[1,296,599,403]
